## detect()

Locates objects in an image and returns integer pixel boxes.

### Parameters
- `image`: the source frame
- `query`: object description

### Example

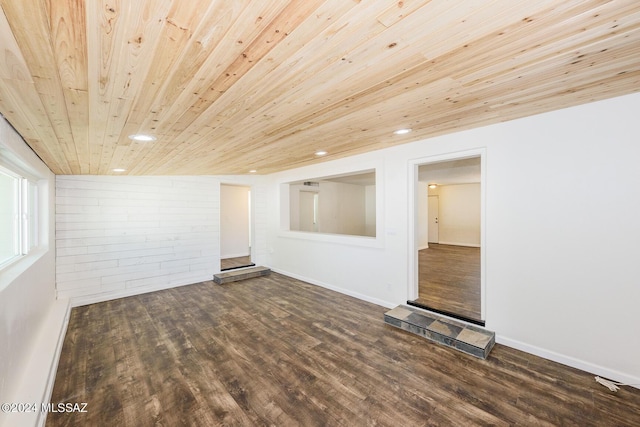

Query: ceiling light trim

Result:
[128,134,157,142]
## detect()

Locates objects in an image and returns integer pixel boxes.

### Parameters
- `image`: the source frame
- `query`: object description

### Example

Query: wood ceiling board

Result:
[140,3,376,171]
[140,1,291,139]
[454,3,640,86]
[0,7,31,82]
[0,7,73,173]
[172,0,604,160]
[0,0,76,174]
[112,0,225,171]
[142,0,360,146]
[123,1,290,175]
[1,0,640,175]
[95,0,174,174]
[89,52,640,176]
[0,79,65,171]
[49,0,90,173]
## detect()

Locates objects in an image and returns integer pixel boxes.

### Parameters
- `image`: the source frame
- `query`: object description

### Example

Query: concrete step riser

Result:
[213,266,271,284]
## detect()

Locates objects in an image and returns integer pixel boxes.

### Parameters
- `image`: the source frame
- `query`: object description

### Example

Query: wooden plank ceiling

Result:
[0,0,639,175]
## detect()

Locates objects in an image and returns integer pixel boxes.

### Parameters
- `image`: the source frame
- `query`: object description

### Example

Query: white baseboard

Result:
[496,335,640,390]
[418,245,430,250]
[269,267,396,309]
[437,241,481,248]
[36,299,72,427]
[68,276,212,307]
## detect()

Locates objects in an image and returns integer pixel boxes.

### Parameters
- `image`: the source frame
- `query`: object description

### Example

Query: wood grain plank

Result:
[49,0,90,174]
[0,0,77,174]
[48,273,640,426]
[132,0,360,174]
[0,78,67,172]
[1,0,640,175]
[97,0,172,174]
[129,0,315,175]
[111,0,228,174]
[144,0,570,174]
[414,244,481,321]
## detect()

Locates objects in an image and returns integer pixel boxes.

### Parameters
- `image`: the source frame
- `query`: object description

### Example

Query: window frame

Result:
[278,165,384,248]
[0,164,38,269]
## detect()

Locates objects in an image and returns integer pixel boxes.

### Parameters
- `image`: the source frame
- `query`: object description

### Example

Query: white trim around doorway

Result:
[407,148,487,321]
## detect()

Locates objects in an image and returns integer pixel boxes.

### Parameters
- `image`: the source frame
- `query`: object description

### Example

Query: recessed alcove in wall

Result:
[285,169,376,238]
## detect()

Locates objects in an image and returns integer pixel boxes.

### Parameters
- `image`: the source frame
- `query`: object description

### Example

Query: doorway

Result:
[409,152,485,325]
[220,184,254,271]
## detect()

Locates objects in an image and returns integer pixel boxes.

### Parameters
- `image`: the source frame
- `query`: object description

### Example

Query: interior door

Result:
[428,195,439,243]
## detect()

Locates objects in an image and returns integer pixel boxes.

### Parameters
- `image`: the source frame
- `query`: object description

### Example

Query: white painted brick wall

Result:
[56,176,220,303]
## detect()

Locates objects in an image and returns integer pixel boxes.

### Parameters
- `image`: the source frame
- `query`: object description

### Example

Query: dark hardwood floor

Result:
[415,243,482,322]
[48,273,640,426]
[220,255,253,271]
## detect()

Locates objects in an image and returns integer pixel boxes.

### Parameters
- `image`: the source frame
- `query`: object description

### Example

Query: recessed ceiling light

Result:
[315,150,328,156]
[248,169,257,173]
[394,128,412,135]
[428,183,437,189]
[112,168,126,172]
[128,134,157,142]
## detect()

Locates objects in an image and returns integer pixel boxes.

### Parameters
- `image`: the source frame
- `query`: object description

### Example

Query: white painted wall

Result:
[318,181,367,236]
[417,182,429,249]
[265,93,640,387]
[55,176,220,305]
[437,183,480,247]
[365,185,376,237]
[220,184,250,259]
[0,117,67,427]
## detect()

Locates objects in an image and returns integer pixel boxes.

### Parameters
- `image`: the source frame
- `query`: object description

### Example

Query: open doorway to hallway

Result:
[220,184,255,271]
[411,155,484,325]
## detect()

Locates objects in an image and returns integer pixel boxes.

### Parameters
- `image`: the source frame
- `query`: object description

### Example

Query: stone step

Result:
[384,305,495,359]
[213,266,271,284]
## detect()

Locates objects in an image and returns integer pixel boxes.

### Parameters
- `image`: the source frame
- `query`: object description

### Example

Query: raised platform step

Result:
[384,305,495,359]
[213,266,271,284]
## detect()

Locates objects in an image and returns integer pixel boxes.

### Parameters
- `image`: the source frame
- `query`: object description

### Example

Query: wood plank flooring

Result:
[415,243,482,322]
[220,255,254,271]
[48,273,640,426]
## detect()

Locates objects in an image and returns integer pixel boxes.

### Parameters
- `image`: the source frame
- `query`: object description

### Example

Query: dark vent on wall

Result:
[303,181,319,187]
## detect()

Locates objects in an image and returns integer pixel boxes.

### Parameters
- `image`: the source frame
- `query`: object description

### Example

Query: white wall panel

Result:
[55,176,219,303]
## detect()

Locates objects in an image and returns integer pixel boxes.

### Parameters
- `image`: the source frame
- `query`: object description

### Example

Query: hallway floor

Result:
[414,243,481,322]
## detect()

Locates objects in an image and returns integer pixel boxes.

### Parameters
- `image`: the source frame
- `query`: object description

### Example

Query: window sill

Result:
[277,229,383,248]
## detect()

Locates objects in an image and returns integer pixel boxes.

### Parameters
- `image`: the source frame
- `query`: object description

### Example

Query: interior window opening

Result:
[286,169,376,238]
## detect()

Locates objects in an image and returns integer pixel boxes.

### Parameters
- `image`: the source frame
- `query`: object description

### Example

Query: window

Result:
[0,166,38,267]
